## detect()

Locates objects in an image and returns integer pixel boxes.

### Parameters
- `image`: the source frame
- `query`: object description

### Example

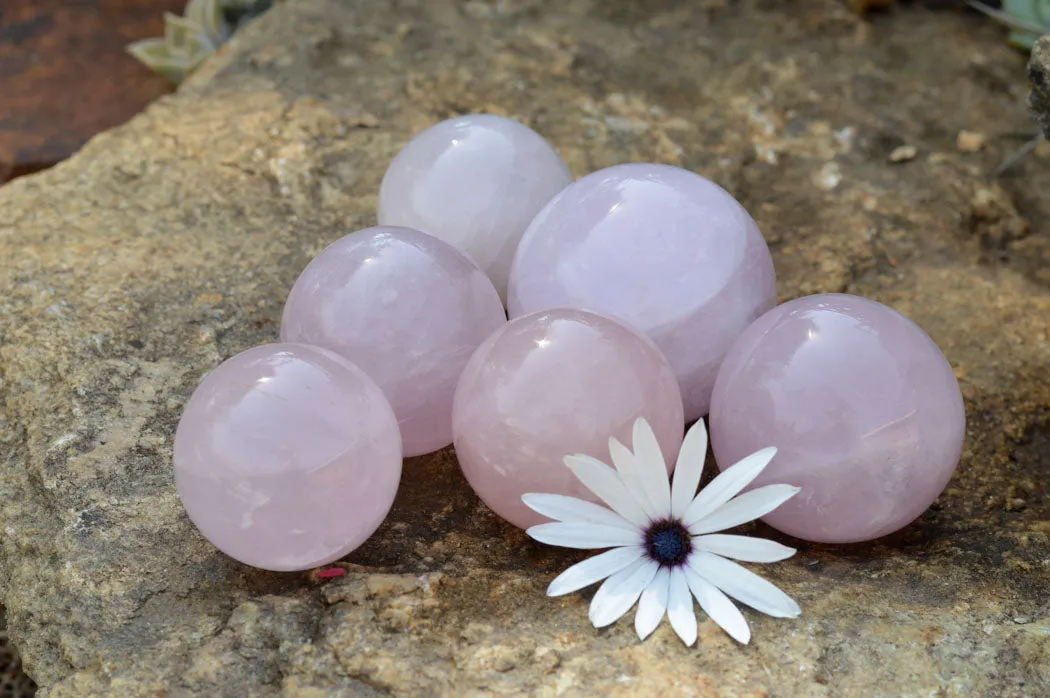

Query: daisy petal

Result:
[527,522,642,550]
[682,447,777,526]
[632,418,672,515]
[670,419,708,519]
[588,558,646,625]
[687,484,801,534]
[547,546,646,597]
[690,551,801,618]
[667,568,698,646]
[693,534,796,563]
[608,437,658,519]
[564,455,650,527]
[685,566,751,644]
[634,566,670,640]
[522,493,636,531]
[589,559,659,628]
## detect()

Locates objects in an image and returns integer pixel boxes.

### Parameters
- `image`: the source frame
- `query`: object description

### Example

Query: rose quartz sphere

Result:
[453,308,685,529]
[508,163,776,422]
[710,294,966,544]
[174,344,402,571]
[377,114,573,299]
[280,226,506,457]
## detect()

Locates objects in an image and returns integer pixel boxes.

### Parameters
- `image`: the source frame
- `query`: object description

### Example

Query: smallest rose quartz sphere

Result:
[508,163,776,421]
[175,344,402,571]
[281,226,506,457]
[453,308,685,529]
[710,294,966,543]
[378,114,573,299]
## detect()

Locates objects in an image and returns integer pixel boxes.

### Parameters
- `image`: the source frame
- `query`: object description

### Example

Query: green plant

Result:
[969,0,1050,50]
[127,0,272,84]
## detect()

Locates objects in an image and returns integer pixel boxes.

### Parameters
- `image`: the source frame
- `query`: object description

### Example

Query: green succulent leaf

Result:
[127,38,207,84]
[1002,0,1050,28]
[129,0,271,83]
[164,13,196,55]
[969,0,1050,50]
[1003,0,1050,49]
[165,13,221,56]
[126,38,172,64]
[185,0,227,44]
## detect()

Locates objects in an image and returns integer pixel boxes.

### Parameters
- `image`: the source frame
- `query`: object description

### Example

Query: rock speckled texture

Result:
[1,1,1048,695]
[1030,35,1050,139]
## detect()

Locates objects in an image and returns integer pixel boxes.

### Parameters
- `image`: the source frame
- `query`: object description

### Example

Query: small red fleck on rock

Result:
[316,568,346,579]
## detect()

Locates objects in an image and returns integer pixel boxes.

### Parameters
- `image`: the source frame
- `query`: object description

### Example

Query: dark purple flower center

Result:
[645,519,692,567]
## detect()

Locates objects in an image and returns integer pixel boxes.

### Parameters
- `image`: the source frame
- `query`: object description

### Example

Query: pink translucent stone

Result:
[453,308,685,529]
[378,114,573,298]
[508,163,776,422]
[174,344,402,571]
[280,226,506,457]
[710,294,966,544]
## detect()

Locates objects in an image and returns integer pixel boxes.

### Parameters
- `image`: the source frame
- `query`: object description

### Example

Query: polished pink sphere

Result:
[281,226,506,457]
[710,294,966,543]
[174,344,402,571]
[453,308,685,529]
[508,163,776,422]
[378,114,573,299]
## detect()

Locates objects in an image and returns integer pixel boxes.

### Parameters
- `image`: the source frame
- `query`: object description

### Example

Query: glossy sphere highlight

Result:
[508,163,776,421]
[281,226,506,457]
[453,308,685,529]
[175,344,402,571]
[378,114,573,298]
[710,294,966,543]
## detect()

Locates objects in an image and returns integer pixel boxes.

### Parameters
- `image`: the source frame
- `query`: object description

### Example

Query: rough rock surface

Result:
[1,1,1049,695]
[1030,35,1050,139]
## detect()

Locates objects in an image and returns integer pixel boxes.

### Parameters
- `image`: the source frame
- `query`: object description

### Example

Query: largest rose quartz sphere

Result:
[280,226,506,457]
[174,344,402,571]
[453,308,685,529]
[378,114,573,299]
[710,294,966,543]
[508,163,776,422]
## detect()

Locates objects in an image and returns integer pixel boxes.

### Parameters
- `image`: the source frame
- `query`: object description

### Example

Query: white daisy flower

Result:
[522,417,801,646]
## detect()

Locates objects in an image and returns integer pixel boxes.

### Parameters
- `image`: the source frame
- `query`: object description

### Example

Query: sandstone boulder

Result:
[0,1,1047,695]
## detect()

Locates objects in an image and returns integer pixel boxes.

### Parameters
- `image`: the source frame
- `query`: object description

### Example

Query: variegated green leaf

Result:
[186,0,222,38]
[127,40,207,84]
[128,0,271,84]
[186,0,227,44]
[164,12,196,53]
[1003,0,1050,49]
[166,14,220,56]
[1002,0,1050,29]
[969,0,1050,50]
[126,38,171,64]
